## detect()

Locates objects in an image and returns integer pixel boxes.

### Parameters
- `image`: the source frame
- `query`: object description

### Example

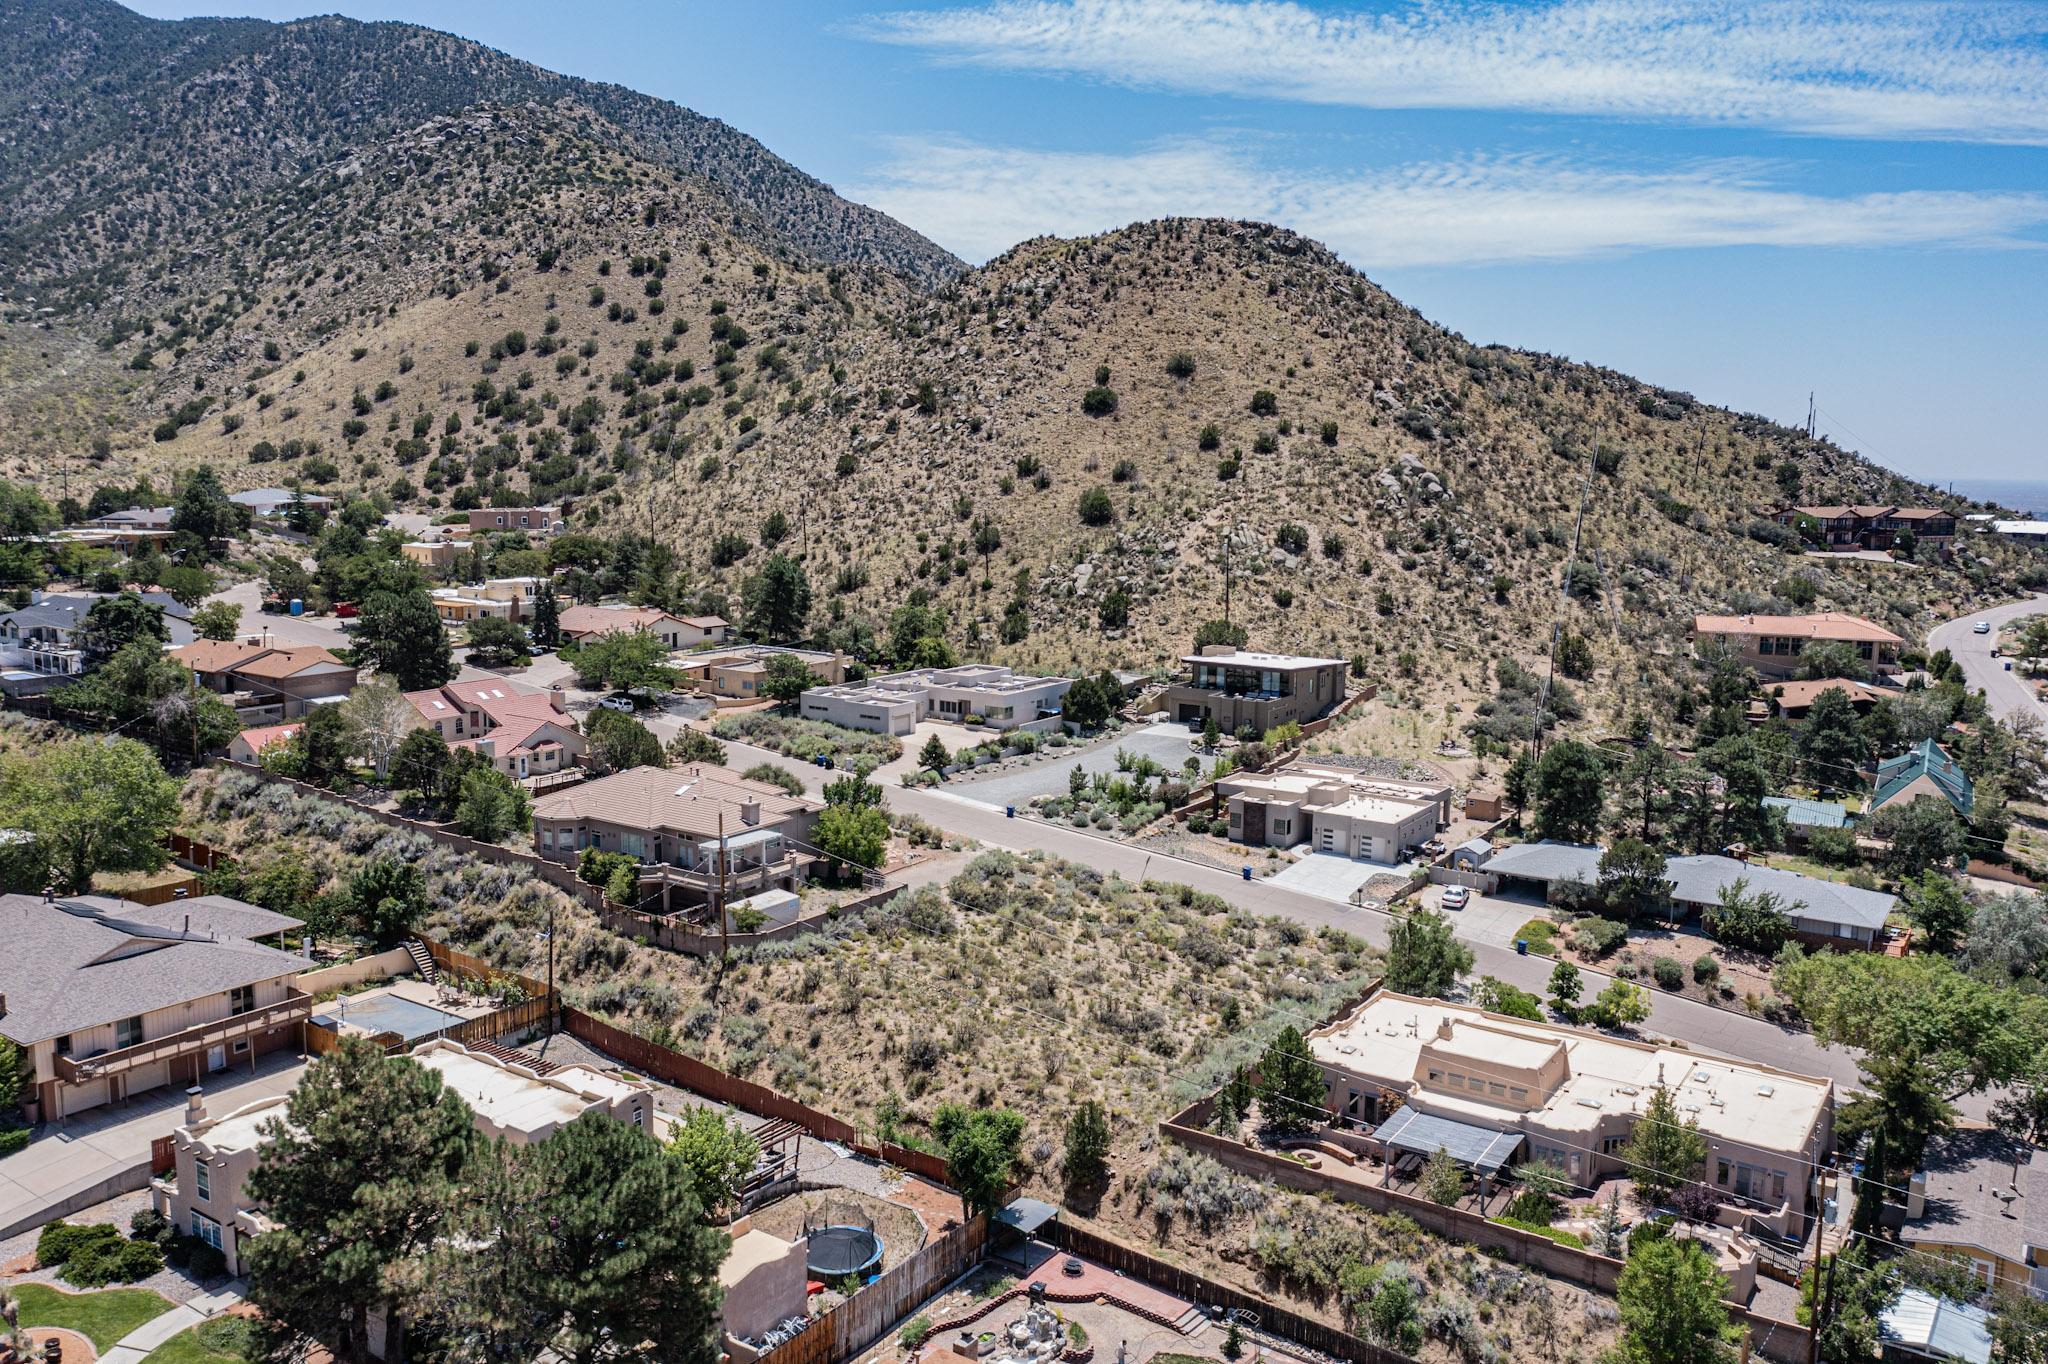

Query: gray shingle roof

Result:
[1902,1129,2047,1270]
[63,893,303,942]
[1479,841,1603,885]
[1664,855,1895,931]
[0,894,307,1045]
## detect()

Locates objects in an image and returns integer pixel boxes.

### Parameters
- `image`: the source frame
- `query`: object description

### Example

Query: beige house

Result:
[677,645,850,705]
[558,604,692,649]
[1901,1129,2046,1295]
[799,664,1071,735]
[227,722,301,765]
[467,506,560,536]
[400,540,470,571]
[1691,612,1903,681]
[721,1217,810,1343]
[0,894,310,1122]
[531,764,822,911]
[171,640,358,723]
[1217,763,1452,861]
[1307,990,1835,1233]
[1161,647,1348,734]
[152,1040,653,1277]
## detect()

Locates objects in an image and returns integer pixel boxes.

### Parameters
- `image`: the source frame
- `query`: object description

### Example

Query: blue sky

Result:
[128,0,2048,482]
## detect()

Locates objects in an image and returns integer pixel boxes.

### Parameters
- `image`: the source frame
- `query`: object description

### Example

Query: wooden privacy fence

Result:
[150,1135,176,1176]
[121,876,207,906]
[167,832,234,872]
[601,882,905,956]
[1043,1222,1416,1364]
[560,1007,952,1184]
[748,1216,989,1364]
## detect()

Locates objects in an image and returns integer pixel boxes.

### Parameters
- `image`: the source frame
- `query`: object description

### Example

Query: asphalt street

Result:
[1926,593,2048,727]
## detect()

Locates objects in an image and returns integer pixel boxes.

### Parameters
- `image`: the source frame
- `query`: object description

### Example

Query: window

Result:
[195,1162,211,1201]
[1771,1171,1787,1202]
[1425,1068,1443,1084]
[1487,1081,1507,1098]
[230,985,255,1015]
[1509,1087,1529,1103]
[1717,1160,1731,1186]
[232,1040,250,1056]
[115,1016,143,1049]
[1272,820,1290,836]
[1601,1136,1626,1155]
[190,1212,222,1251]
[55,1035,72,1058]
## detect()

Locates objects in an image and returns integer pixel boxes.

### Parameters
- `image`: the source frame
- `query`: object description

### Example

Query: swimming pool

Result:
[313,993,467,1043]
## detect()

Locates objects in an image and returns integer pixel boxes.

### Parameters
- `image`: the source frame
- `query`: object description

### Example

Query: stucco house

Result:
[1691,612,1903,681]
[1215,762,1453,862]
[1160,646,1348,733]
[172,639,358,723]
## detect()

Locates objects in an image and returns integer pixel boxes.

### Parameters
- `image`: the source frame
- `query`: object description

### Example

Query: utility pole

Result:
[1221,520,1236,624]
[1807,392,1816,440]
[1804,1170,1834,1364]
[716,810,730,962]
[1533,428,1598,758]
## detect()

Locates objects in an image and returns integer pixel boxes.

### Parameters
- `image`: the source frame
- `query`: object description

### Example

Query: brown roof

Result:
[1694,612,1903,646]
[230,645,346,680]
[1888,507,1949,522]
[172,639,277,674]
[558,605,679,637]
[531,764,817,839]
[1767,679,1890,711]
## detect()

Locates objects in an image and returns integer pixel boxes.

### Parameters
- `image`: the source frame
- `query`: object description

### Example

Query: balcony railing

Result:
[642,853,810,893]
[55,993,314,1084]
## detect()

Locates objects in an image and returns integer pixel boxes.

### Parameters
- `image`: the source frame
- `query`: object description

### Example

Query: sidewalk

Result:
[98,1281,248,1364]
[0,1055,305,1240]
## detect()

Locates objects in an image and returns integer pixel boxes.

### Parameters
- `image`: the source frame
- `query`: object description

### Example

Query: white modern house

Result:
[799,664,1072,735]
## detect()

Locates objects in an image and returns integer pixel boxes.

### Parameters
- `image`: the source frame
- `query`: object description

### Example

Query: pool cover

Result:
[313,993,466,1043]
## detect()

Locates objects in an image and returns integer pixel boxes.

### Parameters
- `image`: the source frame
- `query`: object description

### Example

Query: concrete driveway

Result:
[1926,594,2048,726]
[0,1054,305,1240]
[1422,883,1551,951]
[200,580,354,652]
[1267,852,1400,903]
[948,721,1201,810]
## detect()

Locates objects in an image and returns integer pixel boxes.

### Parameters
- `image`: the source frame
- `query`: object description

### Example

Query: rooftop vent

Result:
[1756,1084,1775,1097]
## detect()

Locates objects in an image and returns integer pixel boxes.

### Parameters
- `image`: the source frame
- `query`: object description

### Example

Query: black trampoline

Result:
[803,1199,885,1278]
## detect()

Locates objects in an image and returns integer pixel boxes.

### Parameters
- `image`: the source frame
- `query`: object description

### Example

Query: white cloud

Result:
[852,137,2048,266]
[859,0,2048,144]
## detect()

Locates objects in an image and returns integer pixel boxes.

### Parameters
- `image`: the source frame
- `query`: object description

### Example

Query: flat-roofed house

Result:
[0,894,311,1122]
[1160,646,1348,733]
[467,506,560,536]
[678,645,851,705]
[151,1040,652,1277]
[230,488,334,520]
[530,764,821,911]
[800,664,1072,735]
[1692,612,1904,680]
[1307,989,1835,1232]
[1215,762,1453,861]
[400,539,469,571]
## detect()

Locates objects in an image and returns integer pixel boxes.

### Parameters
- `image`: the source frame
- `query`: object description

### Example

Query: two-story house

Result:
[1691,612,1904,681]
[1160,646,1348,733]
[403,680,585,784]
[530,764,821,912]
[171,640,358,723]
[0,591,196,683]
[466,506,560,536]
[0,894,311,1122]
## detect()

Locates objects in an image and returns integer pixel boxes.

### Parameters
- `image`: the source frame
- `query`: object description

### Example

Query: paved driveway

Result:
[1927,594,2048,726]
[1267,852,1400,903]
[949,722,1201,810]
[200,581,353,652]
[1421,883,1551,951]
[0,1054,305,1239]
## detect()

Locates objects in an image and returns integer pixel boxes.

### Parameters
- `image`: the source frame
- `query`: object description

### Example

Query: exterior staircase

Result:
[1171,1307,1211,1337]
[406,939,439,984]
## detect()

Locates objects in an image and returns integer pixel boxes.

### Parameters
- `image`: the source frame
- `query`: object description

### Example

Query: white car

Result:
[1974,621,1991,635]
[1440,885,1471,910]
[599,696,636,712]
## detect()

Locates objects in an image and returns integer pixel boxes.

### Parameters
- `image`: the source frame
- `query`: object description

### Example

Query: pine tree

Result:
[1062,1100,1111,1203]
[1257,1025,1327,1135]
[1617,1085,1709,1203]
[1616,1237,1738,1364]
[529,586,562,648]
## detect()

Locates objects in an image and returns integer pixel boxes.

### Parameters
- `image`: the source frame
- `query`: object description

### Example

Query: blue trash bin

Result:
[1242,866,1253,881]
[1006,806,1015,819]
[1515,939,1528,955]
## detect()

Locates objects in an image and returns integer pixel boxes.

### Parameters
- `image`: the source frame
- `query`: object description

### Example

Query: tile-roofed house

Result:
[404,681,584,783]
[1902,1128,2046,1295]
[557,604,691,648]
[1692,611,1904,680]
[228,722,301,764]
[531,764,822,911]
[1869,739,1974,820]
[1765,677,1892,720]
[0,893,312,1120]
[173,640,357,722]
[1768,504,1957,553]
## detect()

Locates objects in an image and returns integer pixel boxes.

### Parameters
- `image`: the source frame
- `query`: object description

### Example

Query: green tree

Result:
[1547,960,1583,1020]
[1612,743,1674,842]
[815,803,889,880]
[1617,1086,1709,1202]
[1532,739,1606,842]
[1598,838,1669,920]
[58,640,238,757]
[919,733,951,772]
[1256,1024,1327,1135]
[667,728,728,767]
[665,1106,760,1218]
[1799,687,1866,792]
[0,1034,26,1116]
[822,773,884,808]
[1062,1100,1111,1203]
[464,615,529,666]
[170,464,241,556]
[1616,1236,1738,1364]
[1902,872,1972,956]
[1194,619,1247,650]
[1471,975,1545,1020]
[0,737,179,894]
[742,552,812,643]
[567,630,675,693]
[455,767,530,841]
[1419,1147,1465,1205]
[392,727,452,804]
[1582,978,1652,1030]
[245,1038,478,1364]
[353,586,455,690]
[1060,674,1113,729]
[529,587,562,649]
[1797,1248,1898,1364]
[584,707,664,775]
[191,600,242,641]
[931,1104,1026,1221]
[759,652,819,705]
[1384,907,1474,998]
[1700,876,1795,953]
[76,591,168,669]
[1076,487,1114,526]
[349,857,427,945]
[1870,798,1968,879]
[338,676,416,780]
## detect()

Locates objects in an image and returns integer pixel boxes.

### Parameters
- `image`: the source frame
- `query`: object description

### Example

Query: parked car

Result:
[1974,620,1991,634]
[1441,885,1471,910]
[599,695,636,712]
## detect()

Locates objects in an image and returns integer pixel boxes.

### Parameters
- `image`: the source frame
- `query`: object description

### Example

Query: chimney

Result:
[1435,1017,1454,1040]
[1199,643,1236,657]
[1906,1169,1926,1220]
[185,1086,207,1127]
[740,799,761,828]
